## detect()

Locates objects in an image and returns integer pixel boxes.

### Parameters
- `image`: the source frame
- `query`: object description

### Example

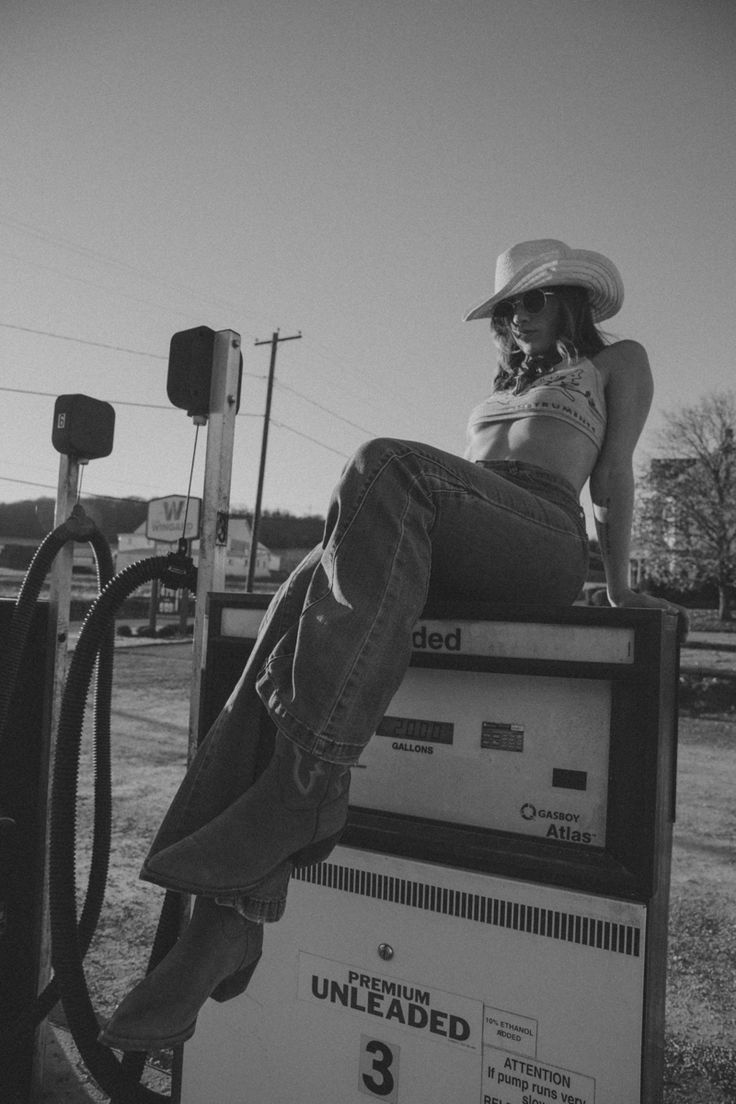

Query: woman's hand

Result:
[609,588,690,642]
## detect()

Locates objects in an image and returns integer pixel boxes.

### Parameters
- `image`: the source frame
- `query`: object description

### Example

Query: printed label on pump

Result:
[358,1035,401,1101]
[298,953,481,1051]
[482,1050,596,1104]
[483,1006,538,1057]
[412,619,634,664]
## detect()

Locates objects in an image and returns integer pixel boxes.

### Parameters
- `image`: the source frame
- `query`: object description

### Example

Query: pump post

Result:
[188,329,242,763]
[30,453,81,1102]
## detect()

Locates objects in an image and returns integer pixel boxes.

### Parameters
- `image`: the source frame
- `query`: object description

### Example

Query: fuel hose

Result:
[48,549,196,1103]
[1,507,115,1042]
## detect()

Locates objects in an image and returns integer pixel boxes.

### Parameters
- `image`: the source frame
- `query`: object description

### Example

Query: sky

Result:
[2,0,735,536]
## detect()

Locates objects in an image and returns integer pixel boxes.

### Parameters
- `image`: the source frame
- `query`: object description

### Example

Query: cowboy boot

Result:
[99,894,268,1052]
[140,731,350,896]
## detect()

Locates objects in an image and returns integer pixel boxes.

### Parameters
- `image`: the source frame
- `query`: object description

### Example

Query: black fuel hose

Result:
[49,550,196,1104]
[0,505,112,745]
[1,509,115,1038]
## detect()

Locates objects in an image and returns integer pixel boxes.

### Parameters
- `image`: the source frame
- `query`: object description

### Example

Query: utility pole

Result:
[246,329,302,590]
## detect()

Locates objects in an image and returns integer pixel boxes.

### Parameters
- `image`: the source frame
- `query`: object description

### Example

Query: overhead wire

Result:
[1,216,387,432]
[269,420,350,459]
[0,249,207,326]
[0,384,261,413]
[0,323,266,376]
[0,474,147,502]
[0,215,382,492]
[0,211,278,331]
[274,379,376,437]
[0,322,168,360]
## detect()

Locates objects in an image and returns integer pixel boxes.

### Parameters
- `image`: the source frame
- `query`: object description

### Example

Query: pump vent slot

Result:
[295,861,641,957]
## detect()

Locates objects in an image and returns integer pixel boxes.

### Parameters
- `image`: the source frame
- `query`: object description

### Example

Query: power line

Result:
[0,474,146,502]
[274,378,376,437]
[0,211,392,438]
[0,321,263,383]
[0,211,280,331]
[0,385,261,414]
[0,248,208,325]
[0,385,347,459]
[0,321,168,359]
[0,325,365,455]
[1,322,378,437]
[0,384,350,467]
[270,418,349,458]
[0,384,171,409]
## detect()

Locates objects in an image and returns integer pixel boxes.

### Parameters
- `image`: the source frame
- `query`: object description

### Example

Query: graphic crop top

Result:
[467,357,607,451]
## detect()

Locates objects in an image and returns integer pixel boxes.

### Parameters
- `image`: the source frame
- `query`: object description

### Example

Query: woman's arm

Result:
[590,341,686,631]
[589,340,651,604]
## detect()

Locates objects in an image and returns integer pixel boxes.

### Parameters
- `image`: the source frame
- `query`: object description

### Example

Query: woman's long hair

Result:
[491,285,607,391]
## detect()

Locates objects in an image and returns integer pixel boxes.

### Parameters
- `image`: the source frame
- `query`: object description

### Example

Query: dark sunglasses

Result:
[492,288,556,323]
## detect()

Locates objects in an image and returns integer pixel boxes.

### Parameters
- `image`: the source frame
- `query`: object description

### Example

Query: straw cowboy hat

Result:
[463,238,624,323]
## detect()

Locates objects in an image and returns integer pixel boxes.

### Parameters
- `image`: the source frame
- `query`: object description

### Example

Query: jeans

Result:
[148,439,589,917]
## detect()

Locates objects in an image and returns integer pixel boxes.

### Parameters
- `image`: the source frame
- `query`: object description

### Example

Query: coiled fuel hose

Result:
[1,506,115,1040]
[0,516,196,1103]
[49,548,196,1104]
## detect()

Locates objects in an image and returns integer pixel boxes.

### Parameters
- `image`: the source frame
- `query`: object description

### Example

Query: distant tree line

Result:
[0,497,325,551]
[0,496,148,542]
[251,510,325,549]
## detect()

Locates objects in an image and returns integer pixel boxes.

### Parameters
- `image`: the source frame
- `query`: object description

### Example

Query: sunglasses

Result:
[492,288,556,323]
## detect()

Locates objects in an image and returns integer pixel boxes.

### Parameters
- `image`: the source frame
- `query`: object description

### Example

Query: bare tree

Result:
[634,390,736,620]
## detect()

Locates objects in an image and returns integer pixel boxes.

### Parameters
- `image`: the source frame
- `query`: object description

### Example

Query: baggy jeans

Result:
[148,440,590,917]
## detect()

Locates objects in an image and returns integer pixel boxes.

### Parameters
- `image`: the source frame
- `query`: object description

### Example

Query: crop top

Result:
[467,357,607,451]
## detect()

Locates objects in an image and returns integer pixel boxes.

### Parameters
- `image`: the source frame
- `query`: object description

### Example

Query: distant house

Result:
[269,547,315,578]
[633,457,698,578]
[116,515,279,586]
[225,516,280,581]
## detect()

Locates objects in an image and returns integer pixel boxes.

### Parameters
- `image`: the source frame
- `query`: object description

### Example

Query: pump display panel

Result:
[202,596,678,901]
[354,664,612,847]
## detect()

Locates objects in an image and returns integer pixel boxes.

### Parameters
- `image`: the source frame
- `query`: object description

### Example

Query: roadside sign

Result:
[146,495,201,543]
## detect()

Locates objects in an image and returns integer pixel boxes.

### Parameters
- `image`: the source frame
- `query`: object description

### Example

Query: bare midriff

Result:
[464,417,599,496]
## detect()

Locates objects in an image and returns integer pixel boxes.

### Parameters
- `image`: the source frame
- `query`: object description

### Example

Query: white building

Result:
[116,515,279,584]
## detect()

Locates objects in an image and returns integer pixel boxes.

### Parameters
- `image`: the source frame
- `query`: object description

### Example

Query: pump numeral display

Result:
[358,1035,400,1101]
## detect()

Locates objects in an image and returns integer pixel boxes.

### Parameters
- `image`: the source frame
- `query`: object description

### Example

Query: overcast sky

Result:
[2,0,735,532]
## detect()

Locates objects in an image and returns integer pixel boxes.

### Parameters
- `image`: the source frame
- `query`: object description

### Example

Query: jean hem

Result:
[258,677,367,765]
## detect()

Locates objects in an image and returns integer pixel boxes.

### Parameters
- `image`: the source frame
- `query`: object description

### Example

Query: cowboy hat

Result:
[463,238,624,323]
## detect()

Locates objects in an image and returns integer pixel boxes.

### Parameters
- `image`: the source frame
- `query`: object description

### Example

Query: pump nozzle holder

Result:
[52,395,115,460]
[167,326,216,418]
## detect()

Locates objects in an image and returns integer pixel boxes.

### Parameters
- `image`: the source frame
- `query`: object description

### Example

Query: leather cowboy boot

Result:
[98,892,274,1052]
[140,731,350,897]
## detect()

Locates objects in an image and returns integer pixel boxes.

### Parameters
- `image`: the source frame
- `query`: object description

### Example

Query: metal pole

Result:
[246,330,301,591]
[31,453,81,1101]
[188,329,242,763]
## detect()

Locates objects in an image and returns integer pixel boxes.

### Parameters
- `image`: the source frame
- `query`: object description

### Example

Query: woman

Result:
[100,238,683,1052]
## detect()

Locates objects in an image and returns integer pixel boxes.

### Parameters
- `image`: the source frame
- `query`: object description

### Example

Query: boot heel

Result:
[210,955,262,1003]
[293,831,343,869]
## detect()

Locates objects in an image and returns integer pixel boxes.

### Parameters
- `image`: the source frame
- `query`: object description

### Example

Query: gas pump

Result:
[180,594,678,1104]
